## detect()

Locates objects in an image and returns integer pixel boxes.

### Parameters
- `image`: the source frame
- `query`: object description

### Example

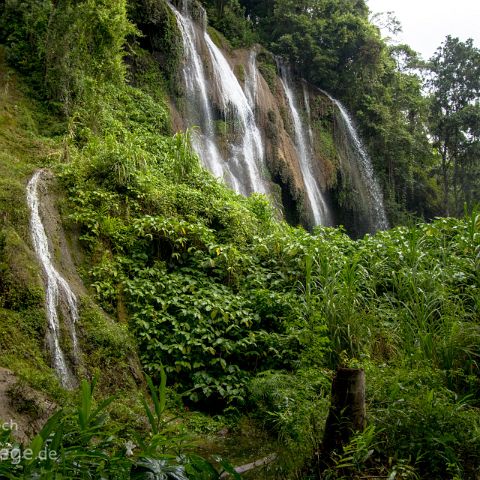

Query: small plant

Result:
[0,374,240,479]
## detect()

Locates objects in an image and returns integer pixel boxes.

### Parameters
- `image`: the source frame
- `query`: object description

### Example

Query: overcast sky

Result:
[367,0,480,60]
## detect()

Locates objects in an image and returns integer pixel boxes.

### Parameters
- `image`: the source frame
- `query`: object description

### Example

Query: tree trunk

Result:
[322,368,366,453]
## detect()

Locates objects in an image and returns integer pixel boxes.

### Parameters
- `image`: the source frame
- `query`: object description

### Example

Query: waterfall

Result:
[171,2,386,231]
[27,170,78,389]
[171,3,269,195]
[170,5,226,182]
[245,50,258,110]
[279,65,331,226]
[302,82,315,148]
[205,36,267,194]
[322,91,389,231]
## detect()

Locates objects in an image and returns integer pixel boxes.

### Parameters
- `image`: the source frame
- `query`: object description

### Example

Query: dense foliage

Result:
[0,0,133,115]
[429,36,480,216]
[0,375,240,479]
[54,64,480,473]
[0,0,479,478]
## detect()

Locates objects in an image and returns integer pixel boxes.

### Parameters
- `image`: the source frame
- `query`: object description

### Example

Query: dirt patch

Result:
[0,368,56,443]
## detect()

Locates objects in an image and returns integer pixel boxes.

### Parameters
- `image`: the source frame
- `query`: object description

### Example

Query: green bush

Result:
[0,376,236,479]
[1,0,134,112]
[368,366,480,478]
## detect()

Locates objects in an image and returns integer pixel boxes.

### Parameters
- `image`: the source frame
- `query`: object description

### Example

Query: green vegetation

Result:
[60,135,480,476]
[128,0,183,91]
[0,44,68,400]
[0,0,479,479]
[0,375,239,479]
[429,36,480,217]
[256,50,278,92]
[202,0,257,48]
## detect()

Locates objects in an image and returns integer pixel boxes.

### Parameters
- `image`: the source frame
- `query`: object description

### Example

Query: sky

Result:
[367,0,480,60]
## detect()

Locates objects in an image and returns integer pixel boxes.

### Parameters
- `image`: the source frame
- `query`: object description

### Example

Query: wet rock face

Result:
[164,0,387,233]
[230,50,339,228]
[168,7,338,229]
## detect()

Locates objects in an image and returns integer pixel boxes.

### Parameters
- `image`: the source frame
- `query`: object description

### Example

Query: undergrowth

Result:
[0,0,479,478]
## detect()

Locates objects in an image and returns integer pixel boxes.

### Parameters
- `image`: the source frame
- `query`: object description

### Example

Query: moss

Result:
[207,26,231,51]
[265,110,279,143]
[0,48,72,405]
[78,300,140,393]
[256,51,277,92]
[128,46,170,102]
[215,119,228,137]
[234,64,245,83]
[313,124,338,187]
[315,124,336,159]
[0,227,43,310]
[0,308,67,401]
[0,46,141,406]
[0,46,62,227]
[128,0,183,88]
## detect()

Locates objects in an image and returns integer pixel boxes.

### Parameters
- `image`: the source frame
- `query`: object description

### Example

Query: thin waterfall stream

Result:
[27,170,79,389]
[322,90,389,231]
[302,82,315,149]
[279,65,331,226]
[245,50,258,111]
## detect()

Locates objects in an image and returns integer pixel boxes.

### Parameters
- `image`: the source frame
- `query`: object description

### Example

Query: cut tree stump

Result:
[322,367,366,453]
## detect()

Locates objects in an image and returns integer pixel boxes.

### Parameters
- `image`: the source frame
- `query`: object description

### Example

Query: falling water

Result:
[245,50,258,110]
[172,2,269,195]
[322,91,389,231]
[170,5,225,181]
[27,170,78,389]
[205,36,267,195]
[302,82,315,148]
[279,65,331,226]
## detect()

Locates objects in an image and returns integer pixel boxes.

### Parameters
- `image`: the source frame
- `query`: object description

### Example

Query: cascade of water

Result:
[204,36,267,195]
[171,2,268,195]
[279,65,331,226]
[245,50,258,110]
[170,4,226,181]
[322,90,389,231]
[302,82,315,148]
[27,170,78,389]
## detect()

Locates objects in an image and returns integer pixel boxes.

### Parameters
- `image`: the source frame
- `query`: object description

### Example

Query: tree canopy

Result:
[428,36,480,215]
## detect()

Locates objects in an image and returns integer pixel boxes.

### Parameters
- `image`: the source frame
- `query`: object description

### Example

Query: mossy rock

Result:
[79,300,142,393]
[0,227,43,311]
[128,0,183,84]
[258,63,277,92]
[234,64,245,83]
[257,50,277,92]
[207,26,231,52]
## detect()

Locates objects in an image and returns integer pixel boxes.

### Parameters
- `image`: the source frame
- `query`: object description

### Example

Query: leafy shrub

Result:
[0,375,236,479]
[367,365,480,479]
[248,369,331,474]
